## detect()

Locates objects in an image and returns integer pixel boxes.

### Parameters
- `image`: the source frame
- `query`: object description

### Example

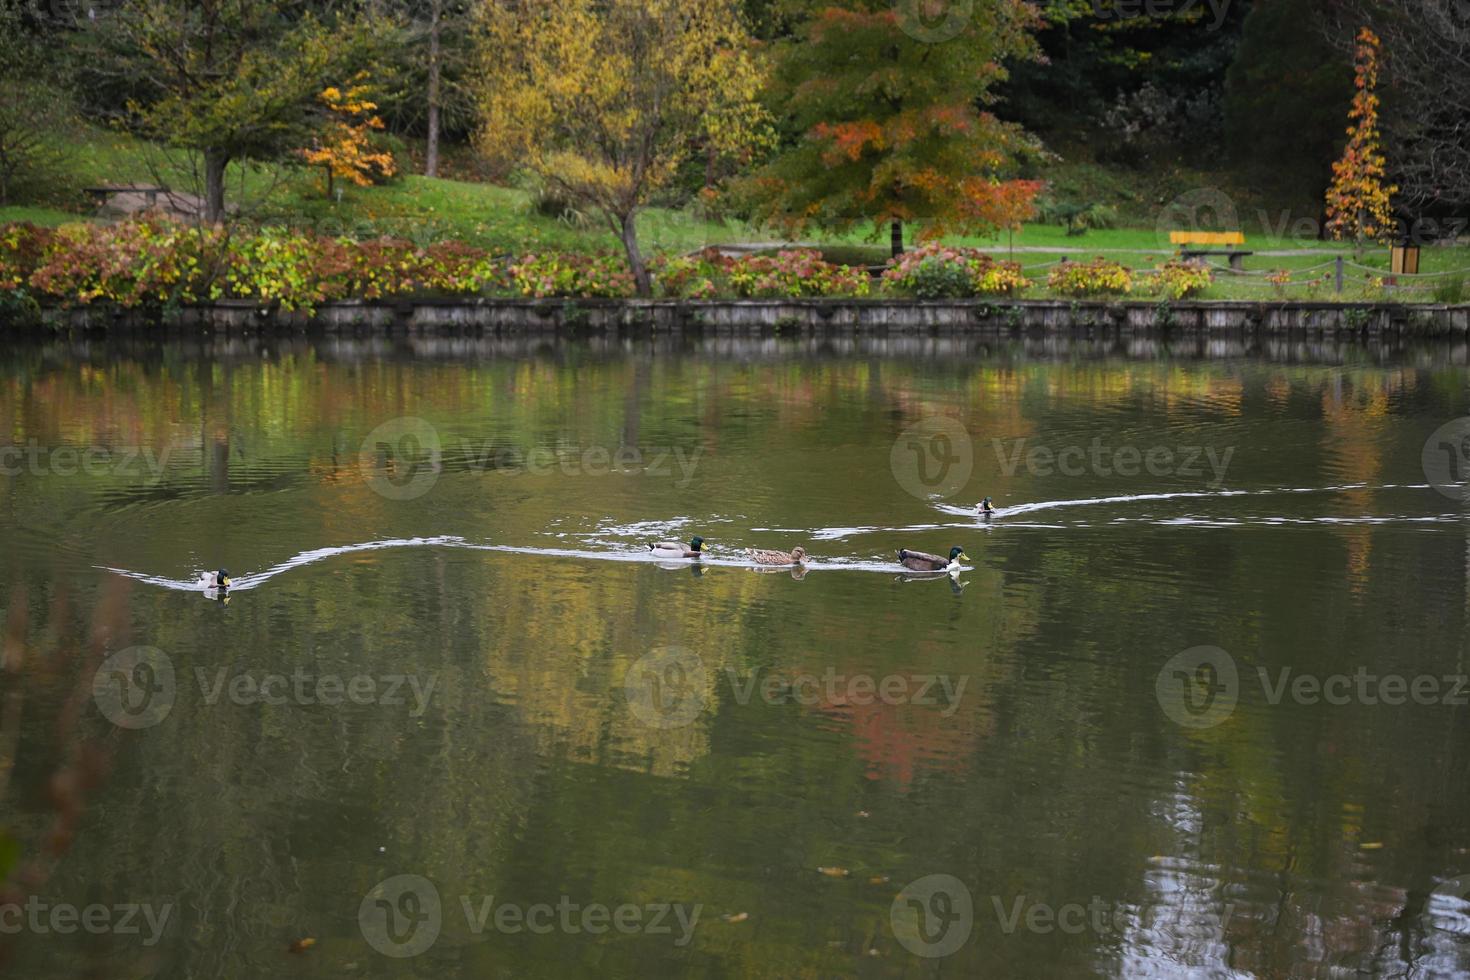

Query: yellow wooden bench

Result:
[1169,231,1252,271]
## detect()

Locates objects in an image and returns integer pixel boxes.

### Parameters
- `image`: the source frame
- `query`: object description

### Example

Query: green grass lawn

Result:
[9,125,1469,304]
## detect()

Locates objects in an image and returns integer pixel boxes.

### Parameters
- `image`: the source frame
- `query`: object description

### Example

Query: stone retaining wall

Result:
[34,298,1470,335]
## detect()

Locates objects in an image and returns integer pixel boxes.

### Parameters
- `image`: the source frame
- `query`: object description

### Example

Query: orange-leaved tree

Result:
[301,77,397,199]
[1324,27,1396,251]
[743,0,1046,258]
[474,0,771,296]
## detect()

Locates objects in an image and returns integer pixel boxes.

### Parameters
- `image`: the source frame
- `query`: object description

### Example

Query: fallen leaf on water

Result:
[1360,842,1384,850]
[288,938,316,953]
[868,875,890,885]
[722,912,749,923]
[856,811,870,818]
[816,867,850,878]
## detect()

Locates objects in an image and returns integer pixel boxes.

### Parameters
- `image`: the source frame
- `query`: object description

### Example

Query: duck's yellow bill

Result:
[222,576,231,588]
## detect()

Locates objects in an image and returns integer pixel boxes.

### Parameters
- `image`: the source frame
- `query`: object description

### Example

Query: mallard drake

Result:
[896,547,968,572]
[648,536,705,559]
[745,546,806,566]
[199,569,231,589]
[977,497,995,515]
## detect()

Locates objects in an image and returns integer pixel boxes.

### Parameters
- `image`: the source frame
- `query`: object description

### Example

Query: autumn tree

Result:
[301,78,397,198]
[745,0,1045,258]
[76,1,373,223]
[1324,27,1396,250]
[474,0,770,296]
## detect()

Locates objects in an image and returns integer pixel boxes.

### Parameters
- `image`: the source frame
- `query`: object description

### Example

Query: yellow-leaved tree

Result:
[1324,27,1396,252]
[474,0,770,296]
[301,78,397,199]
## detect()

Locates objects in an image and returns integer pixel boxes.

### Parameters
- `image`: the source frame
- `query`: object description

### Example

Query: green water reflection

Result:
[2,334,1469,977]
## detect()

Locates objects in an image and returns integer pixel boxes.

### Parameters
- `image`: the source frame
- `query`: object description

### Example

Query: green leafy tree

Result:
[1223,0,1349,214]
[744,0,1045,258]
[0,5,68,205]
[77,1,373,223]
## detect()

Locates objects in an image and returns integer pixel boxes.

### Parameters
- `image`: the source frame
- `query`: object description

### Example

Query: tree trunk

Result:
[890,219,904,259]
[621,212,651,298]
[425,0,442,178]
[203,148,229,225]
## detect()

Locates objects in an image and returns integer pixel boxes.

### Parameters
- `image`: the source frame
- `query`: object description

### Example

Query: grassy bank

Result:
[6,127,1468,305]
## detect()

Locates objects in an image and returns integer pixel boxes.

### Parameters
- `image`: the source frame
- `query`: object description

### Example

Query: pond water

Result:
[2,332,1470,978]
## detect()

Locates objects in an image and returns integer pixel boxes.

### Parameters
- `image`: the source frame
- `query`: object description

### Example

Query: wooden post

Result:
[1335,255,1344,294]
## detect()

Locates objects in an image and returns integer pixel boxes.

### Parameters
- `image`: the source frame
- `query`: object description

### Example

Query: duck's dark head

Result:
[948,547,968,562]
[689,536,705,553]
[217,569,232,589]
[981,497,993,509]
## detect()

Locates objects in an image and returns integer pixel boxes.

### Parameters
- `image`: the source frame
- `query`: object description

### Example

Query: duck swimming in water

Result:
[199,569,231,590]
[745,546,806,566]
[649,537,705,559]
[896,547,968,573]
[977,497,995,515]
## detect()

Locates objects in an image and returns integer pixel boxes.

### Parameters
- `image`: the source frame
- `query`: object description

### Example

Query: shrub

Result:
[652,248,734,299]
[0,222,51,291]
[725,249,870,298]
[1046,257,1133,297]
[881,243,1027,298]
[31,219,227,308]
[508,252,635,298]
[1146,259,1212,300]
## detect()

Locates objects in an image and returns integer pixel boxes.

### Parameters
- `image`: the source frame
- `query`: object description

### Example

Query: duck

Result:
[896,547,968,573]
[977,497,995,516]
[199,569,231,590]
[745,546,806,566]
[648,536,705,559]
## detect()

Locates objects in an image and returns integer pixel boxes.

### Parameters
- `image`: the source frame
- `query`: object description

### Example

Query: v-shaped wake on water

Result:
[98,483,1462,591]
